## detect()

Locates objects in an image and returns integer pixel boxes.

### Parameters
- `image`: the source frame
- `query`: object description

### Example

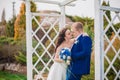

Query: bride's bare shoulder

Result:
[56,46,62,53]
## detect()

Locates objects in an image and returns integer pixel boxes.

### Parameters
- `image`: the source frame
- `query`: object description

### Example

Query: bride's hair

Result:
[55,27,68,52]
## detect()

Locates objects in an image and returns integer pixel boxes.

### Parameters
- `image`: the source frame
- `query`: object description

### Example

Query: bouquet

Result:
[59,48,71,65]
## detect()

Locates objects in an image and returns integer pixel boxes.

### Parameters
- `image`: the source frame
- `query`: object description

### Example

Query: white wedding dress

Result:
[47,58,67,80]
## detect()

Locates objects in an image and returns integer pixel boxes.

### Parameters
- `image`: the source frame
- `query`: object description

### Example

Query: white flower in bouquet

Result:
[63,55,66,60]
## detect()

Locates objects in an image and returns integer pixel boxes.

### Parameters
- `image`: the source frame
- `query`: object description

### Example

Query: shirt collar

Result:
[75,33,83,40]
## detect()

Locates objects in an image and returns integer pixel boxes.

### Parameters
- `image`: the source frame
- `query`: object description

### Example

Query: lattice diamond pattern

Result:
[103,10,120,80]
[31,15,60,80]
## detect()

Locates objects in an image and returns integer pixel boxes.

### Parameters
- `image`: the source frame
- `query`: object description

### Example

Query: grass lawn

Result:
[0,71,27,80]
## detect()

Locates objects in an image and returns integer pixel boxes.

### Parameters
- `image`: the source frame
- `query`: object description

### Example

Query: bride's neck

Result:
[64,39,70,43]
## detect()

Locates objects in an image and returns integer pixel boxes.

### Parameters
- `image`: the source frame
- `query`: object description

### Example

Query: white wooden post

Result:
[26,0,32,80]
[100,9,104,80]
[59,5,66,30]
[94,0,104,80]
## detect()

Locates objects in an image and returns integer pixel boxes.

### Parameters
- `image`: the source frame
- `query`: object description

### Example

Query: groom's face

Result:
[71,26,80,38]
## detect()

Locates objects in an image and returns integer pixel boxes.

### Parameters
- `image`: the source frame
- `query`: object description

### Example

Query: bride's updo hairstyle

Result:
[55,27,69,52]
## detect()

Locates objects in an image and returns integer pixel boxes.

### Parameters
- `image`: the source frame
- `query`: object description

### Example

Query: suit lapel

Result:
[71,34,83,51]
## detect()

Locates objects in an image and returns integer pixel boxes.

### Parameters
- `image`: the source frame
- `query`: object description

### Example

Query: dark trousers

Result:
[66,65,82,80]
[68,74,82,80]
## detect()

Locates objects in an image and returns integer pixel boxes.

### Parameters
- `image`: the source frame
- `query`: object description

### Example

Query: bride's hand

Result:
[54,58,64,63]
[83,32,88,36]
[54,52,64,63]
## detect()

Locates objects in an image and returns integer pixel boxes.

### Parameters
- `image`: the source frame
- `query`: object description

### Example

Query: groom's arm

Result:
[72,36,92,60]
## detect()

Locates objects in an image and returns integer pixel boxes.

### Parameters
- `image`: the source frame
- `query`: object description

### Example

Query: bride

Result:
[47,27,74,80]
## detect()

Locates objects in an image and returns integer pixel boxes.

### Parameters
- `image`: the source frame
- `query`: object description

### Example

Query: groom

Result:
[67,22,92,80]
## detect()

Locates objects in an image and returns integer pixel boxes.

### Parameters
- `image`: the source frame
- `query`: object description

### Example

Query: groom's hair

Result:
[74,22,83,31]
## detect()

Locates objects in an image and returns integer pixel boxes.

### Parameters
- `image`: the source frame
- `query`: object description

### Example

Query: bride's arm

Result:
[54,47,64,63]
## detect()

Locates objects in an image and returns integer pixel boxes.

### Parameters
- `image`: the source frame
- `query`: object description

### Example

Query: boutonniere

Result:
[74,40,79,44]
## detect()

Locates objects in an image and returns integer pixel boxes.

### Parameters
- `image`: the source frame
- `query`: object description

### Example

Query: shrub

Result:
[0,36,26,63]
[15,51,26,65]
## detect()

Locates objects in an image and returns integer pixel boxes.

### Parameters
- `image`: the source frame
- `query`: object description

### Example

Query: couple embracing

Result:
[47,22,92,80]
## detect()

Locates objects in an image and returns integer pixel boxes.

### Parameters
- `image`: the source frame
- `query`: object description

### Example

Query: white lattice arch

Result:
[25,0,120,80]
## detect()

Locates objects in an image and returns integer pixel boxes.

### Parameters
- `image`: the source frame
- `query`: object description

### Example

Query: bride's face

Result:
[65,29,72,40]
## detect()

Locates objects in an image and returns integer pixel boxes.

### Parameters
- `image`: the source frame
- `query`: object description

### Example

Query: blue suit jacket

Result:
[70,34,92,75]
